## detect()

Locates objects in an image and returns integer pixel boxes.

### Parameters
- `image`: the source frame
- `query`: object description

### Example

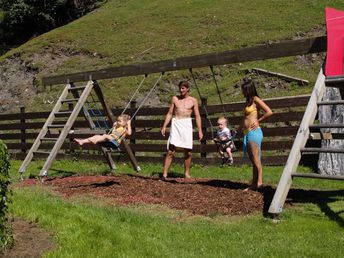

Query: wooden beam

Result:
[42,36,327,85]
[251,68,309,85]
[268,69,326,215]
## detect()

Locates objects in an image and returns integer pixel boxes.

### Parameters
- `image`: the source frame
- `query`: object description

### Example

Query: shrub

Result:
[0,0,105,44]
[0,140,11,247]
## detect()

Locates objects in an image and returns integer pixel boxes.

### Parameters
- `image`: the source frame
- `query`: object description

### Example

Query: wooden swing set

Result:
[18,31,343,215]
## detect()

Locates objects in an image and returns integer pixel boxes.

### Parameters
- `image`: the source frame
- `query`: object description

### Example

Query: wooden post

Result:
[200,97,207,158]
[68,103,75,154]
[268,69,326,215]
[20,107,26,154]
[130,101,137,155]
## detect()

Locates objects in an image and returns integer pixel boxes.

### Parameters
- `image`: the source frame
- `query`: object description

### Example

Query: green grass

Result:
[10,178,344,257]
[2,0,344,111]
[8,159,344,257]
[8,0,343,64]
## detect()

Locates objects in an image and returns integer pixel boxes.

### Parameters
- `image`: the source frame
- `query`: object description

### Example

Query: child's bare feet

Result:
[74,139,83,146]
[184,174,191,179]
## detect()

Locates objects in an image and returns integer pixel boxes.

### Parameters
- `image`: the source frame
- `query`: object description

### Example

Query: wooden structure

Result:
[1,95,310,166]
[3,34,343,207]
[268,73,344,215]
[42,36,326,85]
[18,80,140,178]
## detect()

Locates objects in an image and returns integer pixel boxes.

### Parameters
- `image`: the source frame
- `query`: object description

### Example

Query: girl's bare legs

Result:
[246,141,263,190]
[74,134,112,146]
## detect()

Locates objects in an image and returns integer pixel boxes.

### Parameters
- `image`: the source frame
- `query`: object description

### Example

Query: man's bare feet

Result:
[184,174,191,179]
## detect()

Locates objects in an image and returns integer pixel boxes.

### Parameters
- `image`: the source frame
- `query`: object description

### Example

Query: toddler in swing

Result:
[214,116,235,166]
[74,114,131,149]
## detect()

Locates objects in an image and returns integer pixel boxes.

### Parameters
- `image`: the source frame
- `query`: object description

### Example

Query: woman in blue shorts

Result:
[241,79,273,191]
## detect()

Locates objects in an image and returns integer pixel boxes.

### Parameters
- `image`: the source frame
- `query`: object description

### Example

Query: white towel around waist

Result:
[167,118,193,150]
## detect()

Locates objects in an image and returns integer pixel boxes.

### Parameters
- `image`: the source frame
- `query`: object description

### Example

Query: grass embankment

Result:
[9,160,344,257]
[2,1,344,111]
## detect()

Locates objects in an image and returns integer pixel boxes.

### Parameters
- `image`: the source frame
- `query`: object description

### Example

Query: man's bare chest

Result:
[175,98,194,110]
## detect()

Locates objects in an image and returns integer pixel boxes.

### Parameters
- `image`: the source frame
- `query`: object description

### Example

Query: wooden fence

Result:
[0,95,319,166]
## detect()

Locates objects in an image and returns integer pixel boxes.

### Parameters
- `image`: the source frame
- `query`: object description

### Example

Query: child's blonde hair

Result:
[117,114,130,125]
[217,116,228,125]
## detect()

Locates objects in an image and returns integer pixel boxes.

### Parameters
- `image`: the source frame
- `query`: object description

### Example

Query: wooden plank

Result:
[128,111,303,128]
[301,147,344,154]
[268,69,326,215]
[6,139,293,153]
[18,84,71,174]
[115,95,309,117]
[317,100,344,105]
[0,111,50,120]
[309,132,344,140]
[0,95,309,124]
[0,133,39,140]
[125,127,299,140]
[0,114,302,131]
[38,81,95,176]
[309,124,344,129]
[0,125,299,141]
[251,68,309,85]
[325,75,344,87]
[291,173,344,180]
[42,37,327,85]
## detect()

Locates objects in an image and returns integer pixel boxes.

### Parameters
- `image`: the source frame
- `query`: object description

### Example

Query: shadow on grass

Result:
[285,188,344,227]
[194,180,344,227]
[45,169,77,178]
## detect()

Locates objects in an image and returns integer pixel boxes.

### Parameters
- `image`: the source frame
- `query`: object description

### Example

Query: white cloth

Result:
[167,118,193,149]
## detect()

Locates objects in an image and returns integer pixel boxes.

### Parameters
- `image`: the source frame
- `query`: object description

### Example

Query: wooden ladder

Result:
[18,80,140,179]
[268,69,344,215]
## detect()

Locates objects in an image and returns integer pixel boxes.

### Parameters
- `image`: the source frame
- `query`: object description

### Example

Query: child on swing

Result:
[214,116,235,166]
[74,114,131,149]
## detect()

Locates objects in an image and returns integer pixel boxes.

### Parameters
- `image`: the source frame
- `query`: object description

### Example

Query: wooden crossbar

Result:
[42,36,327,85]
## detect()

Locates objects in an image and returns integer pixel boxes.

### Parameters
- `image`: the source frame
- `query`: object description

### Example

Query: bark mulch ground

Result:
[22,174,275,216]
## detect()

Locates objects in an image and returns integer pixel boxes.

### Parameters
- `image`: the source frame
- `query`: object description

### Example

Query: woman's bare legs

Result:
[245,141,263,190]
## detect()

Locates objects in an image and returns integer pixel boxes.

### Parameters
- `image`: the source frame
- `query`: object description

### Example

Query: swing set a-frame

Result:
[19,32,343,215]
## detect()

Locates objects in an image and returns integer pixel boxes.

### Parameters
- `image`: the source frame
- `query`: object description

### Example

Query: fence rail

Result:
[0,95,312,166]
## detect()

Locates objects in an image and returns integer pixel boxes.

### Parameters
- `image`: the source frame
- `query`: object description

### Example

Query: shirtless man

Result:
[161,80,203,179]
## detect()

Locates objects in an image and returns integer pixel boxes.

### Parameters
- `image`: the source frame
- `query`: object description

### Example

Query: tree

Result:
[0,0,104,44]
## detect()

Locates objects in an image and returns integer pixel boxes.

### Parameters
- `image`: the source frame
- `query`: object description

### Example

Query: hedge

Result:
[0,140,11,247]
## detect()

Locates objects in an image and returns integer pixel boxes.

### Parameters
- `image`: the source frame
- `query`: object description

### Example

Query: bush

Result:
[0,140,11,247]
[0,0,105,44]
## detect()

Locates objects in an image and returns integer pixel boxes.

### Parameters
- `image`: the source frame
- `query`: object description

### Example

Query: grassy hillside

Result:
[1,0,344,111]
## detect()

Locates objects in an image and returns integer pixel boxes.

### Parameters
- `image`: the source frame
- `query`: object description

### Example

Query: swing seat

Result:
[99,141,121,152]
[213,129,238,152]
